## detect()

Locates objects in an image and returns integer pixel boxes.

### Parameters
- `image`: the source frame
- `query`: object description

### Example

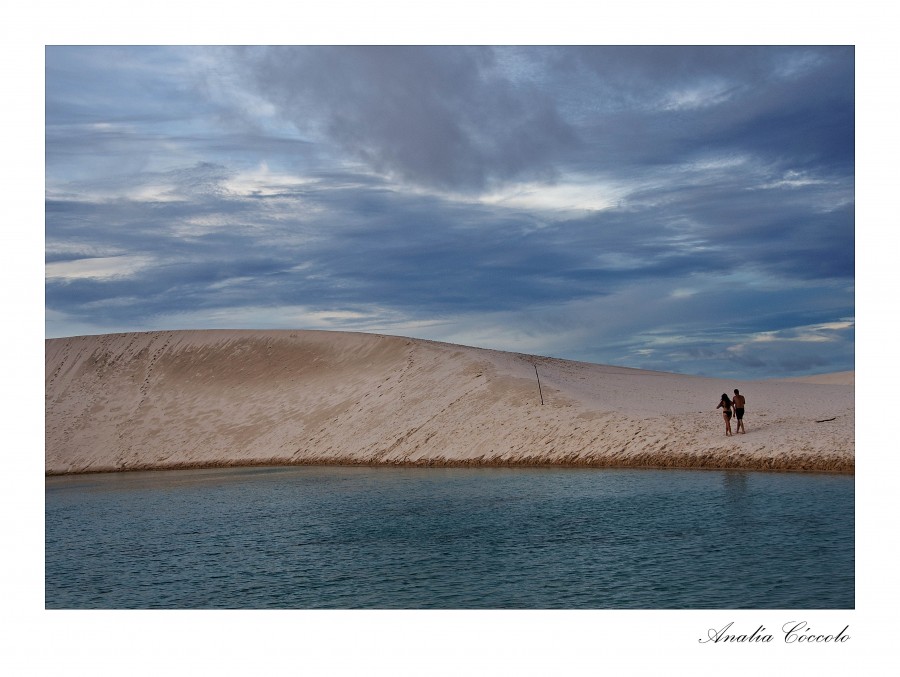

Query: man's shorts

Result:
[735,408,744,420]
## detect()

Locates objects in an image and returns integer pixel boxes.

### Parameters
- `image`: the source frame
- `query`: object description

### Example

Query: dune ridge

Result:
[45,330,854,475]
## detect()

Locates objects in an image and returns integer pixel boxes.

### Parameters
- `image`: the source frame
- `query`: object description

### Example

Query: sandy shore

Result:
[45,330,854,475]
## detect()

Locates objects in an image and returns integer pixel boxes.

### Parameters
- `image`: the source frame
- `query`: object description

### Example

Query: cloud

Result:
[556,46,854,177]
[45,255,157,281]
[44,46,855,378]
[226,46,579,192]
[46,161,854,376]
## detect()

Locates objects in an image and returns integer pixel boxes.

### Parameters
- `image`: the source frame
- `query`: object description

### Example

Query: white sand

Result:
[45,329,854,474]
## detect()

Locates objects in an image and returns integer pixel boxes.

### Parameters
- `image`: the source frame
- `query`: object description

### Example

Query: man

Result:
[732,389,746,434]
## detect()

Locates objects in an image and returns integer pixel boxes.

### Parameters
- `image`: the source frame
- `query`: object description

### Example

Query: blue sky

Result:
[45,45,855,378]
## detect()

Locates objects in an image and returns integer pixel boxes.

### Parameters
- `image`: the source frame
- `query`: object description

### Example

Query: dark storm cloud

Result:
[229,46,579,192]
[620,172,855,280]
[558,46,854,172]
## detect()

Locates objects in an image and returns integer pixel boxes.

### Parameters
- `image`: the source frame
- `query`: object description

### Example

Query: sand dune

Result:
[45,330,854,475]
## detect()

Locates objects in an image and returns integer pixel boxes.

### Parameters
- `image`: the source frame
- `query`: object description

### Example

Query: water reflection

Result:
[723,471,749,512]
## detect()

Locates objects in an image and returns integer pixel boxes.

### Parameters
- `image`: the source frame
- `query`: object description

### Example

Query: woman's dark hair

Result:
[721,394,732,405]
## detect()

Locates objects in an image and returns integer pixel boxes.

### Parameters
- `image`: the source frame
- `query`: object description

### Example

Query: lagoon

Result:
[45,466,853,609]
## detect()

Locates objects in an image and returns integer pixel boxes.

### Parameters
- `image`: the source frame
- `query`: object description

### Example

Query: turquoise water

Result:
[45,466,853,609]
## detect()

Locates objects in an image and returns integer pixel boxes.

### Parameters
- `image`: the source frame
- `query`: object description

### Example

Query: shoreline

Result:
[45,457,854,478]
[46,330,854,476]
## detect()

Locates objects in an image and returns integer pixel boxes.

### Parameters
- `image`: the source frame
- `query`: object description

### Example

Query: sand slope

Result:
[45,330,854,474]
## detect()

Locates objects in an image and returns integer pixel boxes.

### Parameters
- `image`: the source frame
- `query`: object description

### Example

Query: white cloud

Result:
[755,169,830,190]
[477,178,624,213]
[730,319,856,352]
[660,80,736,111]
[45,255,156,281]
[222,162,315,197]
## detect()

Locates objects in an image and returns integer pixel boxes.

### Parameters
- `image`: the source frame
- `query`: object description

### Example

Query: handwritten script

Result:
[700,621,850,644]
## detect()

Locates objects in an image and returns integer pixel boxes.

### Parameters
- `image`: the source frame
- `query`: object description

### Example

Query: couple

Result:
[716,389,746,436]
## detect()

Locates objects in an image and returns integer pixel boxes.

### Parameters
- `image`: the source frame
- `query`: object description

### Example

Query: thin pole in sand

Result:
[533,364,544,405]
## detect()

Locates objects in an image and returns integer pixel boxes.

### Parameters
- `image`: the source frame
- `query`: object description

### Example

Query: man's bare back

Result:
[733,389,746,433]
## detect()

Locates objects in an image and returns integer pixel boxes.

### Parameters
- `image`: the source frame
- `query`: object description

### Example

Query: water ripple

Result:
[46,466,854,609]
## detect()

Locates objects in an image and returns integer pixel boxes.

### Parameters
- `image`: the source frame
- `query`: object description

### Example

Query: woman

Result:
[716,393,733,436]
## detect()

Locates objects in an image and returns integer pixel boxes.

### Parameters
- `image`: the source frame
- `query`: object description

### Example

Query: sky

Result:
[45,45,855,378]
